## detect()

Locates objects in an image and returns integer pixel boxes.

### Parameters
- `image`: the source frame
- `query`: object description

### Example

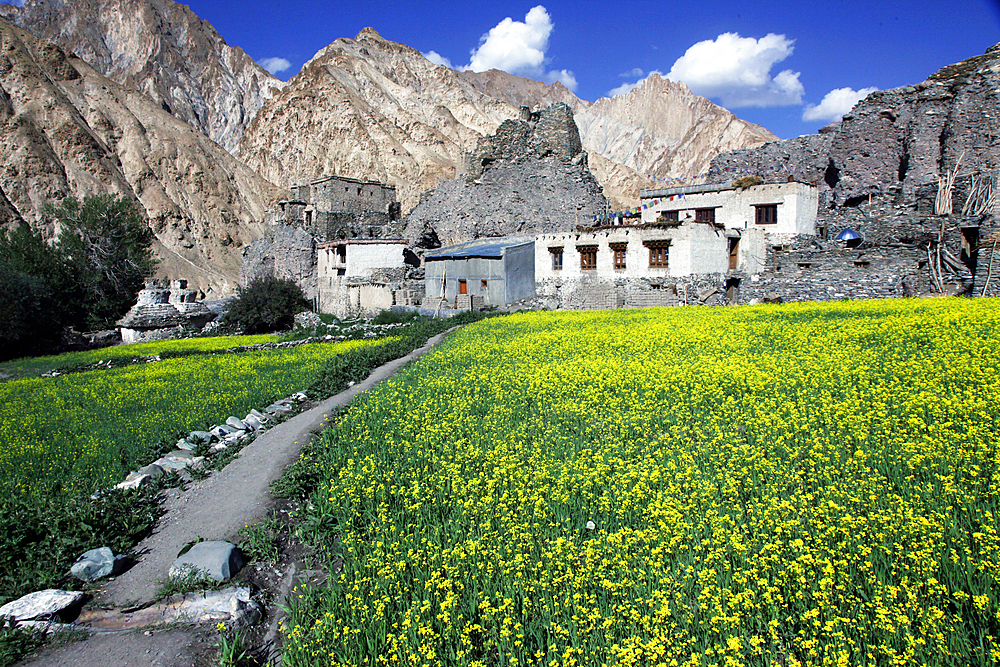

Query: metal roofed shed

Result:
[425,237,536,308]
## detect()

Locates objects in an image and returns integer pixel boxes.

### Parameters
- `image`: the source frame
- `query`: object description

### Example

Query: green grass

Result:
[0,334,282,381]
[0,338,388,499]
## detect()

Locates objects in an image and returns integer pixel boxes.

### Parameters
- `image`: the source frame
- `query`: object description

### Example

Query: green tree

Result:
[48,195,156,329]
[224,275,310,334]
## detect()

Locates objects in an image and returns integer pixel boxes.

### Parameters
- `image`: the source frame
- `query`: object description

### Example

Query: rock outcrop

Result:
[403,103,607,248]
[459,70,777,207]
[238,28,514,211]
[709,43,1000,218]
[0,0,284,153]
[0,19,287,295]
[239,28,778,213]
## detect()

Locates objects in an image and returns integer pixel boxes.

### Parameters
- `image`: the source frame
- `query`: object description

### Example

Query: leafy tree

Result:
[0,259,61,360]
[224,275,310,334]
[48,195,156,329]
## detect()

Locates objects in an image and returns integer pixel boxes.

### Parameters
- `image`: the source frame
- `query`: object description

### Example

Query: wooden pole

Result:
[983,240,998,297]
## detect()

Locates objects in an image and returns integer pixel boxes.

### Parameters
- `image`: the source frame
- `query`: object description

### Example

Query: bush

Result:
[224,276,310,334]
[732,175,763,190]
[371,309,422,325]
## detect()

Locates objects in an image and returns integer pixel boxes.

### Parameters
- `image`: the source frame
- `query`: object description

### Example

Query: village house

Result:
[316,238,420,318]
[638,181,820,241]
[423,237,536,310]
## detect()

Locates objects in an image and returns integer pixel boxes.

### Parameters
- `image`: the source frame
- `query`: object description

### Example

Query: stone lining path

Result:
[21,328,456,667]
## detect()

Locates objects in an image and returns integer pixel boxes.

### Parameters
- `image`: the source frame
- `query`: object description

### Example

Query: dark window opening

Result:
[824,159,840,188]
[798,262,813,270]
[549,246,564,270]
[357,187,362,195]
[305,211,313,226]
[855,260,870,269]
[481,280,488,290]
[898,150,910,182]
[961,226,980,274]
[578,245,598,270]
[610,242,627,270]
[755,204,778,225]
[645,240,670,268]
[662,210,679,222]
[844,195,867,208]
[818,225,829,240]
[695,208,716,223]
[725,277,741,303]
[336,268,346,276]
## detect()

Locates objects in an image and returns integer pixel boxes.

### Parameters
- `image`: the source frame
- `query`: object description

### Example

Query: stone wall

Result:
[239,224,318,298]
[294,175,398,218]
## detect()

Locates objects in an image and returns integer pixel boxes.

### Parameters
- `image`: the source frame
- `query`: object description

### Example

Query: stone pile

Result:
[115,392,309,491]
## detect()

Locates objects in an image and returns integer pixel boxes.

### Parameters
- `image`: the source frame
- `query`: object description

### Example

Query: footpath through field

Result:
[20,327,457,667]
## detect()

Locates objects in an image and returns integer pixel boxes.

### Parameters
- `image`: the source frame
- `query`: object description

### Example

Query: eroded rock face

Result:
[238,28,515,211]
[0,20,287,296]
[709,43,1000,215]
[0,0,284,153]
[403,104,607,247]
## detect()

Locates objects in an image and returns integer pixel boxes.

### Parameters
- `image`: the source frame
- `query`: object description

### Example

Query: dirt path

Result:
[20,328,455,667]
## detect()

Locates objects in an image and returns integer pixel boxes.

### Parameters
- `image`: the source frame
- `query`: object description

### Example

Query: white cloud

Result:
[258,57,292,75]
[666,32,804,108]
[423,50,453,69]
[456,5,576,90]
[544,68,578,91]
[619,67,644,79]
[803,86,879,123]
[467,5,552,74]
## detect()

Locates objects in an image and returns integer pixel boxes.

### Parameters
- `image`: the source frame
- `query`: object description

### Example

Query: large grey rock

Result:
[188,430,216,445]
[0,590,85,621]
[70,547,123,582]
[137,464,165,478]
[225,416,247,431]
[169,541,244,582]
[115,472,152,490]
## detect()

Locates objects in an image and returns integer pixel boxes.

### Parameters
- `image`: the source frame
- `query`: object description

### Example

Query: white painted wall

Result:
[534,223,728,280]
[640,182,818,238]
[317,242,406,280]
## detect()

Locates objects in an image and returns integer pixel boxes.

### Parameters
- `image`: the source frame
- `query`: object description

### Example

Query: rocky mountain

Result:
[239,28,777,212]
[0,19,287,295]
[458,70,776,200]
[0,0,284,153]
[238,28,516,212]
[709,43,1000,217]
[403,103,608,248]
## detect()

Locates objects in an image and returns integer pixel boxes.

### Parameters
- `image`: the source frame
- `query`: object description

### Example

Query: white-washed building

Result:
[317,239,420,317]
[639,181,819,241]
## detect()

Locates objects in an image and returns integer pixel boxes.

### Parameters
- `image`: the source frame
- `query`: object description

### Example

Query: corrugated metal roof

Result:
[426,241,531,260]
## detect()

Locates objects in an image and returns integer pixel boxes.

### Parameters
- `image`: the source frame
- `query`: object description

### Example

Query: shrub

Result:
[224,276,310,334]
[371,309,422,325]
[732,175,763,189]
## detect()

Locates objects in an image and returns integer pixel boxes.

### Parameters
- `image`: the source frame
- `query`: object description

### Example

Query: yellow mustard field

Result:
[283,298,1000,667]
[0,337,388,497]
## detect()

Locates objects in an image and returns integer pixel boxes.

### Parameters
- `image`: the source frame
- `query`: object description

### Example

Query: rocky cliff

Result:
[0,19,287,295]
[238,28,516,211]
[0,0,284,153]
[709,43,1000,218]
[403,103,607,248]
[239,28,778,213]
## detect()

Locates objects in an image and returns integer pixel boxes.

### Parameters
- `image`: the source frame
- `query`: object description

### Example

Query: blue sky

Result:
[9,0,1000,139]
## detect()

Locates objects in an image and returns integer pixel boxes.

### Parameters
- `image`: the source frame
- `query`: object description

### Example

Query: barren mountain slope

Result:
[0,0,284,153]
[459,70,777,194]
[0,19,287,295]
[238,28,519,211]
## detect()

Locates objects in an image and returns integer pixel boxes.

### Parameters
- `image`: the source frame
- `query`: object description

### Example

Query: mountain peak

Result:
[356,27,386,41]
